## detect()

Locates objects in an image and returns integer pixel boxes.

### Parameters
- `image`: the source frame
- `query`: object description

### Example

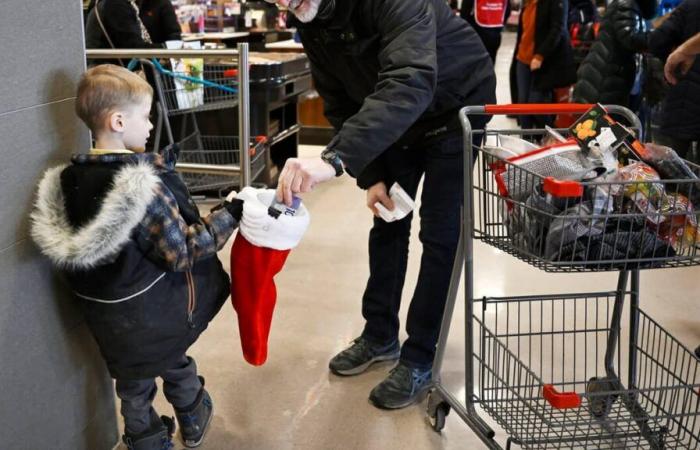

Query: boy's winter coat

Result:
[31,149,237,379]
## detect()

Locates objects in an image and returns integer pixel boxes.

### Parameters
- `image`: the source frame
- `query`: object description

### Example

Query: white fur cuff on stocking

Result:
[237,187,310,250]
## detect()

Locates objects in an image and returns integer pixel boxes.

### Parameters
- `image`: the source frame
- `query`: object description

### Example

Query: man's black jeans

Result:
[360,115,488,368]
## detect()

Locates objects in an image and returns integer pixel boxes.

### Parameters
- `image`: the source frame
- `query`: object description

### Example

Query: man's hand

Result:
[276,157,336,206]
[530,56,543,71]
[367,182,395,217]
[665,48,695,85]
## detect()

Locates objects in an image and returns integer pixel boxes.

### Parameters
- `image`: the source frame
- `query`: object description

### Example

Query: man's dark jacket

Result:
[573,0,656,106]
[649,0,700,141]
[85,0,181,48]
[290,0,496,187]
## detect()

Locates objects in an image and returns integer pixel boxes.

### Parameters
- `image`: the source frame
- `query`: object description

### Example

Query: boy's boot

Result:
[122,415,175,450]
[175,376,213,448]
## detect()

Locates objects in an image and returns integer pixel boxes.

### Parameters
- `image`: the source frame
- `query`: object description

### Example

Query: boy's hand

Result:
[226,190,237,202]
[367,182,395,217]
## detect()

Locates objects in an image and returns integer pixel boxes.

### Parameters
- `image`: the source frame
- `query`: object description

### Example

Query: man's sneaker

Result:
[329,337,400,376]
[175,377,213,448]
[122,416,175,450]
[369,362,432,409]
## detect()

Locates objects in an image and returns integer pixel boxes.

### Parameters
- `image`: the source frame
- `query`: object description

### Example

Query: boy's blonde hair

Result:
[75,64,153,133]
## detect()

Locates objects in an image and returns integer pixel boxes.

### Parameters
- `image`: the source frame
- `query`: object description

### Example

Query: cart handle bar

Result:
[542,384,582,409]
[464,104,599,115]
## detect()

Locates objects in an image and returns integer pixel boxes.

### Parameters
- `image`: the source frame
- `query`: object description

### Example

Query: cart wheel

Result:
[430,403,450,432]
[427,392,450,433]
[586,377,619,419]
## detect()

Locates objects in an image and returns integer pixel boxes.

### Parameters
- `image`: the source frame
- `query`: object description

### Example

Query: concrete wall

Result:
[0,1,118,448]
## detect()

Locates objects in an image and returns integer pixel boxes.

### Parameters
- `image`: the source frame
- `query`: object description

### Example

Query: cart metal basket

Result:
[152,59,240,116]
[139,51,262,193]
[177,132,268,193]
[427,104,700,450]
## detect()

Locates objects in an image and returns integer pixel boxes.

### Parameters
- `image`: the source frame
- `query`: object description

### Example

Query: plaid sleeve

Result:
[136,182,237,272]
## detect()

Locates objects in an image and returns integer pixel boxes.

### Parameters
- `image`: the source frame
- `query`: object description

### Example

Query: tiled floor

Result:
[114,31,700,450]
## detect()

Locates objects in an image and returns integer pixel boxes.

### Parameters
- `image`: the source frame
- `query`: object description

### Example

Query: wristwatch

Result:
[321,149,344,177]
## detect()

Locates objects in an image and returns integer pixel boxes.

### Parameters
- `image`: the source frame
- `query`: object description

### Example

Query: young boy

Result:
[30,64,243,449]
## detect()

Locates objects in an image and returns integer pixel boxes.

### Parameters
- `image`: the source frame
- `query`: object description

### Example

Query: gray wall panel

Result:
[0,241,117,449]
[1,0,118,448]
[0,0,85,115]
[0,99,90,250]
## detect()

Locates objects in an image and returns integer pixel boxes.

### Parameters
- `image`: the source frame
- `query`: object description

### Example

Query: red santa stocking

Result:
[230,188,309,366]
[230,235,290,365]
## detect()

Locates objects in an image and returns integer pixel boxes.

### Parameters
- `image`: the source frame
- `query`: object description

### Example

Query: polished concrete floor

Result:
[114,31,700,450]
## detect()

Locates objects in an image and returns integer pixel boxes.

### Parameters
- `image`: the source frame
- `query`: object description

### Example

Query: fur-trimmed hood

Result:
[30,161,160,270]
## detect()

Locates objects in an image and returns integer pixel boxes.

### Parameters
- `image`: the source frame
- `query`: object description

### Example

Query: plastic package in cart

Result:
[615,162,665,224]
[482,134,539,159]
[657,193,699,254]
[496,141,605,201]
[633,142,700,207]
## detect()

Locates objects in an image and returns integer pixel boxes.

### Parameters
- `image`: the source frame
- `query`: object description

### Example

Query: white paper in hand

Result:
[374,183,416,222]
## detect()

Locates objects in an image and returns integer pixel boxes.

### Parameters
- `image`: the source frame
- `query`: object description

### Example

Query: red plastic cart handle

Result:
[484,104,596,115]
[542,384,582,409]
[543,177,584,198]
[248,136,268,156]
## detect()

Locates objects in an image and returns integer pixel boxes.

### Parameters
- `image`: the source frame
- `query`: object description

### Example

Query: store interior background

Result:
[0,1,698,449]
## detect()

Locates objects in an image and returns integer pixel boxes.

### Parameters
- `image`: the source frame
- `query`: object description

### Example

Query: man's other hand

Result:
[367,182,395,217]
[276,157,336,206]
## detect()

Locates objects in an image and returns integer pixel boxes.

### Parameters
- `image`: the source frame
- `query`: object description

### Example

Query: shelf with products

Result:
[172,0,282,34]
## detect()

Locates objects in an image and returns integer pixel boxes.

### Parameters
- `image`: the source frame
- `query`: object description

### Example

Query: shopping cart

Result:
[138,57,267,193]
[427,104,700,449]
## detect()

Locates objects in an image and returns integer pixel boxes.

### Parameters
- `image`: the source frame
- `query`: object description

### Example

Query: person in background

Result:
[649,0,700,162]
[573,0,657,107]
[654,27,700,360]
[461,0,511,63]
[265,0,496,410]
[568,0,597,28]
[514,0,577,129]
[85,0,181,49]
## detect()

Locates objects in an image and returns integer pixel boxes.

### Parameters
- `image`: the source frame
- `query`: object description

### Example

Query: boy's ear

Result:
[108,111,125,133]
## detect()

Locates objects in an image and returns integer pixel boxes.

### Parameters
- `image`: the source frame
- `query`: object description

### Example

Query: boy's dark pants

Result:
[116,355,202,434]
[360,115,488,368]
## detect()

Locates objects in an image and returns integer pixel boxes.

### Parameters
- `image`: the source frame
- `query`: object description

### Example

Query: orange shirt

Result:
[517,0,539,65]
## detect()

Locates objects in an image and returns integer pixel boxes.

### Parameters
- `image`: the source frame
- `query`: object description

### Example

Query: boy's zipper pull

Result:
[186,271,196,329]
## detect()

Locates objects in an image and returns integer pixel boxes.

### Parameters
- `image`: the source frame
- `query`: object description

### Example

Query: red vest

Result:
[474,0,508,28]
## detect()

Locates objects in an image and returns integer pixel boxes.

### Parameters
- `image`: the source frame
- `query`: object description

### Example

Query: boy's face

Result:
[265,0,322,23]
[120,96,153,153]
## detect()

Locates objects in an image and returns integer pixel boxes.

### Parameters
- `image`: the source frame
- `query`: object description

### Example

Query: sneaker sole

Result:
[329,350,401,377]
[182,404,214,448]
[369,384,432,410]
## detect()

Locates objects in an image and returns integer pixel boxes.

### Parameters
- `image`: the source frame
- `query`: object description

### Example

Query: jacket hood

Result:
[30,161,160,271]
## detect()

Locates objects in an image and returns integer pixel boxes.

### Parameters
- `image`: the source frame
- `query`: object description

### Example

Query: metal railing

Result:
[85,43,252,187]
